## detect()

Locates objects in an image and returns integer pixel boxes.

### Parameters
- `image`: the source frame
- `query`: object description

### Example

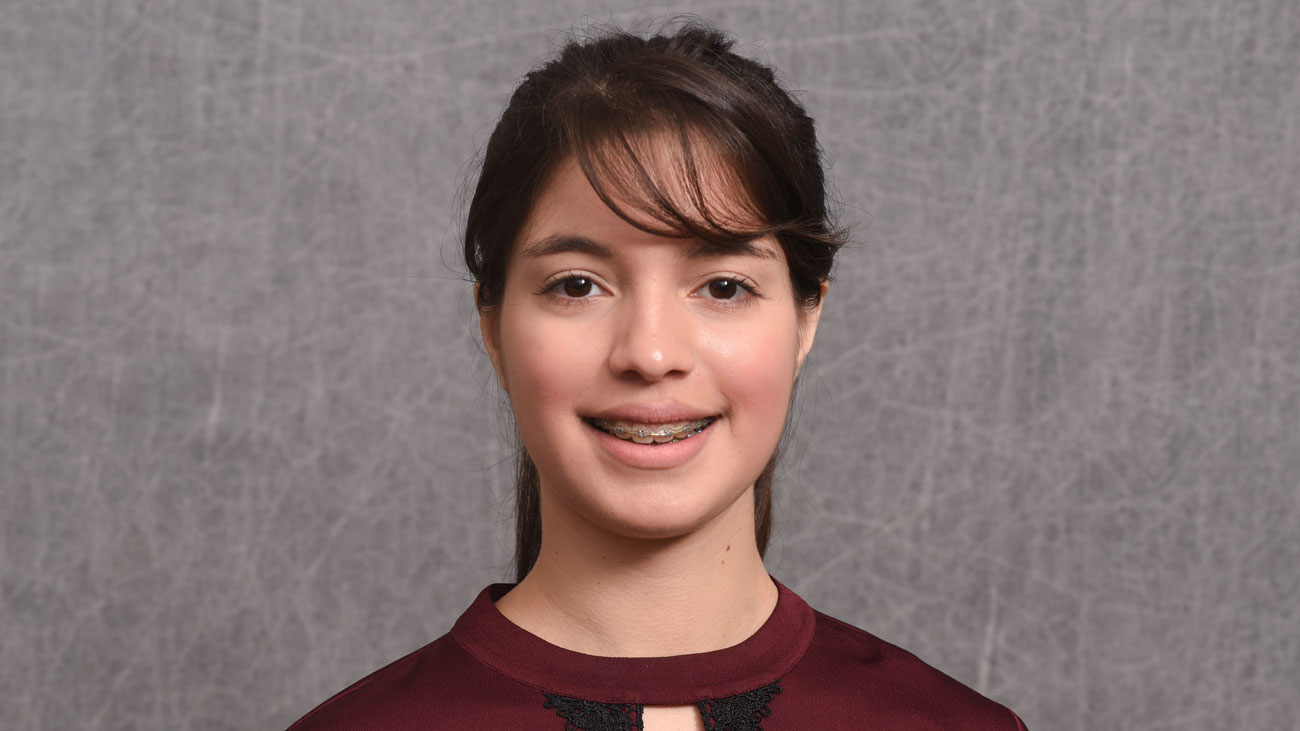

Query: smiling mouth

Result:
[586,417,716,445]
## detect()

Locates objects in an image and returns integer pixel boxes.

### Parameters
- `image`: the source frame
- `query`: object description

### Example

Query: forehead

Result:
[516,154,776,260]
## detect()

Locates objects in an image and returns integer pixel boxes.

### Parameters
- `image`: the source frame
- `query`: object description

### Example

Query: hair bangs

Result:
[559,78,777,253]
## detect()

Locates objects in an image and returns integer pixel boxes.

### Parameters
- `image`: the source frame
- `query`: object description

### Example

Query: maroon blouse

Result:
[288,580,1026,729]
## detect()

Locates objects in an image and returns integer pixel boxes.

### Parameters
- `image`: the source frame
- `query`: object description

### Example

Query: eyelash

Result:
[694,275,761,305]
[537,272,607,300]
[537,272,763,305]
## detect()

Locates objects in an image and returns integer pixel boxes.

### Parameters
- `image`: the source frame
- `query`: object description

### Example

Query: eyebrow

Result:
[686,238,781,260]
[520,235,614,259]
[520,234,781,261]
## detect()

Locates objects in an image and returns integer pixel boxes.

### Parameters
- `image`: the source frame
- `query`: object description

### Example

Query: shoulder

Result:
[286,635,463,731]
[787,609,1026,730]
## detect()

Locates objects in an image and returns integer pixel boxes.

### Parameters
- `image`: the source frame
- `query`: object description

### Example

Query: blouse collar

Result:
[449,577,815,704]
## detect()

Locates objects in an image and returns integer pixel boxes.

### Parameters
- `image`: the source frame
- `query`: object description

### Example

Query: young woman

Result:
[290,21,1026,731]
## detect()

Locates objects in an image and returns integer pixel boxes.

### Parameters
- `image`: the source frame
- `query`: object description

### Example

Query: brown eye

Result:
[561,277,594,297]
[707,279,740,299]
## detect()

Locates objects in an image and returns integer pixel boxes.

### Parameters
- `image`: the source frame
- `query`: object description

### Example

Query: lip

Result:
[583,399,717,424]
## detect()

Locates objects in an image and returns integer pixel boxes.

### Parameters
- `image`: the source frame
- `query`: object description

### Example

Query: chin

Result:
[569,483,755,544]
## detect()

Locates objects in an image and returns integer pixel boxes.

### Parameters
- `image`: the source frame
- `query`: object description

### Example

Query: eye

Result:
[694,276,758,303]
[561,276,594,297]
[541,273,605,299]
[706,279,742,300]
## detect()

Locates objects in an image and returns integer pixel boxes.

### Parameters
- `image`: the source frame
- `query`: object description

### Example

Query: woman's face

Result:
[481,157,821,543]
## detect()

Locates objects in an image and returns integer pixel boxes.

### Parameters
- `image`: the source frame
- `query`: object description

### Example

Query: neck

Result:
[495,490,777,657]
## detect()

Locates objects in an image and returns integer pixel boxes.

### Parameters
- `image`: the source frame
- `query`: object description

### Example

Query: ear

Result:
[795,280,828,374]
[476,283,508,393]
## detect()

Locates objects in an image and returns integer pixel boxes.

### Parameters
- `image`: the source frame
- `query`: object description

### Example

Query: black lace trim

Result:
[542,681,782,731]
[543,694,643,731]
[698,681,782,731]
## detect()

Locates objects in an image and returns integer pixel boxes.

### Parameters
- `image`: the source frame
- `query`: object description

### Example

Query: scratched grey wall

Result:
[3,1,1297,729]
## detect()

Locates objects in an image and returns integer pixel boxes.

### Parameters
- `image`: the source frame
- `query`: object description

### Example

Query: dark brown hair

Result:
[463,20,846,582]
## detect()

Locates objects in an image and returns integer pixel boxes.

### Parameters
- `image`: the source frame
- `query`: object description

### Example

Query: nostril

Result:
[607,305,696,381]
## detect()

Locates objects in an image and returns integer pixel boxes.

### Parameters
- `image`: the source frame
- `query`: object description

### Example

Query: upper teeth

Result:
[591,418,714,444]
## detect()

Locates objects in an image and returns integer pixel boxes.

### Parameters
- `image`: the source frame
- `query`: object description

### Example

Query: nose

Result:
[607,292,695,382]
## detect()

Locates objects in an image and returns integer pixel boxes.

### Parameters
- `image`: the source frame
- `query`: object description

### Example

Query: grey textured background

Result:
[3,1,1297,729]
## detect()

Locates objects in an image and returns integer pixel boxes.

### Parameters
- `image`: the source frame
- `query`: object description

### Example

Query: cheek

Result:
[496,310,594,414]
[702,318,801,419]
